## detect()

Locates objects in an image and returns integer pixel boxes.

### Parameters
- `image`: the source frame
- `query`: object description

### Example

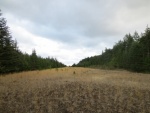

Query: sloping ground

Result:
[0,67,150,113]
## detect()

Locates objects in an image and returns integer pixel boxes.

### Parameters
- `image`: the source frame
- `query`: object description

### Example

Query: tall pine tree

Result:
[0,10,20,73]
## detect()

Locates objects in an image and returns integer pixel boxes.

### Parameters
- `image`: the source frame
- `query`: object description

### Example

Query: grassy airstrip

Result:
[0,67,150,113]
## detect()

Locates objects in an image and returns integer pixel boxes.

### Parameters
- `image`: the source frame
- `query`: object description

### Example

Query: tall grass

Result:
[0,67,150,113]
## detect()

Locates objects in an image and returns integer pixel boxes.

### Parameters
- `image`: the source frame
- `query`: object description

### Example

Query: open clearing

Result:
[0,67,150,113]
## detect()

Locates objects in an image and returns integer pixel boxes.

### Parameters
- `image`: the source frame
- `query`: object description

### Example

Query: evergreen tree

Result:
[76,27,150,73]
[140,27,150,72]
[0,10,66,74]
[30,49,39,70]
[0,10,20,73]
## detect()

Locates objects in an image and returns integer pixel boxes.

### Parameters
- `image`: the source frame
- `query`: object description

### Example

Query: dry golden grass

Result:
[0,67,150,113]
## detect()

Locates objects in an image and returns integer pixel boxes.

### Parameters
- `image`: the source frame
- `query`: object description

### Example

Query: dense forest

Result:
[0,10,66,74]
[1,9,149,74]
[76,27,150,73]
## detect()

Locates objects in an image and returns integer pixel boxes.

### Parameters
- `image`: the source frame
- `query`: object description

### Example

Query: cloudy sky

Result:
[0,0,150,65]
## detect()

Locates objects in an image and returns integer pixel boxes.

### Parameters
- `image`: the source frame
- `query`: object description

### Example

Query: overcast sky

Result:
[0,0,150,65]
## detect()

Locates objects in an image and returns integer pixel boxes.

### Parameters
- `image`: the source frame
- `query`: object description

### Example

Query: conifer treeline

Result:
[76,27,150,72]
[0,10,65,74]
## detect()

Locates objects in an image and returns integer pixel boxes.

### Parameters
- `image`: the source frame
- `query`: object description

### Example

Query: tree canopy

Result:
[0,10,66,74]
[76,27,150,73]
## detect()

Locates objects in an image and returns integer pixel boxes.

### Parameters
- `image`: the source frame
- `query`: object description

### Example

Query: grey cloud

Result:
[1,0,122,38]
[122,0,150,8]
[2,0,148,41]
[1,0,150,65]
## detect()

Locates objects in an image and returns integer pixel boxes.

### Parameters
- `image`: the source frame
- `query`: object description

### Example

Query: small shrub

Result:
[73,71,76,74]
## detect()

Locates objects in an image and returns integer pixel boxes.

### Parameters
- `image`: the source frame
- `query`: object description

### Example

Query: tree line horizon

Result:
[0,10,66,74]
[75,26,150,73]
[0,10,150,74]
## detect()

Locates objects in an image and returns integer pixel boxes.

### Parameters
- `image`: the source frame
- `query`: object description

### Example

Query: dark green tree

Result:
[0,10,66,74]
[0,10,21,73]
[76,27,150,73]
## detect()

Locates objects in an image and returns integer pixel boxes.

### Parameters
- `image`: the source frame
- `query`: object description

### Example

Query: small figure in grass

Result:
[73,71,76,74]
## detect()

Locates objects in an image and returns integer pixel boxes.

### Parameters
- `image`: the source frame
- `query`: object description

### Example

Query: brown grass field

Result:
[0,67,150,113]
